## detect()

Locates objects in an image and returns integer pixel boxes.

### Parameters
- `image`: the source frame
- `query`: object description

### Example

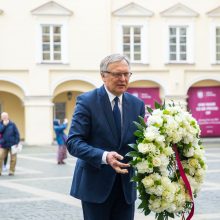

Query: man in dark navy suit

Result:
[67,54,145,220]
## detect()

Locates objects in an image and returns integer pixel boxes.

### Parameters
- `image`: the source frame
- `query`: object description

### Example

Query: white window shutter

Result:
[35,25,42,64]
[164,24,169,64]
[141,24,148,64]
[61,23,69,64]
[187,24,194,64]
[116,24,123,54]
[210,24,216,64]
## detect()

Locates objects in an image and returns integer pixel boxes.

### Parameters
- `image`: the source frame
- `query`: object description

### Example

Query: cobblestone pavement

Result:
[0,142,219,220]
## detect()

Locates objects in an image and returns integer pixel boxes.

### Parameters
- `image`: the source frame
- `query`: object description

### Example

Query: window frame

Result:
[36,21,69,64]
[164,20,194,64]
[116,21,149,64]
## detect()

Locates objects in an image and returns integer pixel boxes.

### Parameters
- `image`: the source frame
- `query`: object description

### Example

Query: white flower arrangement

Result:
[127,102,207,220]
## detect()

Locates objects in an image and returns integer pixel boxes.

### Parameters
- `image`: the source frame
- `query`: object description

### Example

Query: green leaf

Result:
[126,151,140,157]
[128,143,137,150]
[167,212,175,218]
[155,101,161,109]
[138,116,147,128]
[157,213,165,220]
[133,121,144,131]
[134,130,144,138]
[147,106,153,114]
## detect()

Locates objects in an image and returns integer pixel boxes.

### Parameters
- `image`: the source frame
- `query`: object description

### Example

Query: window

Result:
[54,102,66,120]
[41,25,62,62]
[216,27,220,62]
[123,26,141,62]
[169,26,187,62]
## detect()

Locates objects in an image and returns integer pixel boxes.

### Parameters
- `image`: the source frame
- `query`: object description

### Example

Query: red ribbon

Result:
[173,145,194,220]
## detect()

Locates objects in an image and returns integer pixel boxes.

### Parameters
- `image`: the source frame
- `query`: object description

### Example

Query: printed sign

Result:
[188,86,220,137]
[127,87,161,108]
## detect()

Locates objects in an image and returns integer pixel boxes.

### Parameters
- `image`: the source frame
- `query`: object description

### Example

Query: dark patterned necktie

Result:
[113,96,121,143]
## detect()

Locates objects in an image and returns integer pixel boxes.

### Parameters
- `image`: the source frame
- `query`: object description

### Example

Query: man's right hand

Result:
[106,151,130,174]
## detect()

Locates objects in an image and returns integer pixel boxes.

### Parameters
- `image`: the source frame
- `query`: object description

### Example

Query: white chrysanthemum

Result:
[142,176,154,188]
[183,147,195,157]
[137,143,156,154]
[147,115,163,127]
[136,160,153,174]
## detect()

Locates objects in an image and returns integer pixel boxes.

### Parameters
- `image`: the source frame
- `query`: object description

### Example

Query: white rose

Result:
[153,157,161,167]
[137,143,150,154]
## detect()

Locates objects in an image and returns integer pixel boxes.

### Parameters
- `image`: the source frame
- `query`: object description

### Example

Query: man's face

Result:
[101,60,130,96]
[1,113,8,121]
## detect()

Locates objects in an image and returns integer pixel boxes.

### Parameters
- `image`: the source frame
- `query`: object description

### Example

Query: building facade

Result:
[0,0,220,145]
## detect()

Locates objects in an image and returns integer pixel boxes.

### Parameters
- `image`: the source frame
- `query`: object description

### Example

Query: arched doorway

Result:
[187,79,220,137]
[0,81,25,140]
[52,80,96,135]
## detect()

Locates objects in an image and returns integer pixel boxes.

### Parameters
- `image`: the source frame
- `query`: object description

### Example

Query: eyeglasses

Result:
[104,71,132,79]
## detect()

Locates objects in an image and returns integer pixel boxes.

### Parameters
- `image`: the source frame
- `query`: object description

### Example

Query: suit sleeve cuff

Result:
[101,151,109,164]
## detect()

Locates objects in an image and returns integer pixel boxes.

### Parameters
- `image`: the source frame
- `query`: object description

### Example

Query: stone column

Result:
[24,96,53,145]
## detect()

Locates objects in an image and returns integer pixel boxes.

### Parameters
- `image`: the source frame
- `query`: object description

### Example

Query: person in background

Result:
[0,133,7,171]
[0,112,20,176]
[53,118,68,165]
[66,54,145,220]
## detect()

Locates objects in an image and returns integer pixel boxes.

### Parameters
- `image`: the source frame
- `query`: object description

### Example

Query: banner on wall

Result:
[127,87,161,108]
[188,86,220,137]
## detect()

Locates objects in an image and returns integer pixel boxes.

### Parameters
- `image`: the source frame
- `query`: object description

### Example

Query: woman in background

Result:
[53,118,68,165]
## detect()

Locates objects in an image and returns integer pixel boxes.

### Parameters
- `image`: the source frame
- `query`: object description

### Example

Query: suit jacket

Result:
[67,85,145,204]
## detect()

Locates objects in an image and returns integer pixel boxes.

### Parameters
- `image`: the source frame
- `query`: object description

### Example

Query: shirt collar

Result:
[104,85,123,104]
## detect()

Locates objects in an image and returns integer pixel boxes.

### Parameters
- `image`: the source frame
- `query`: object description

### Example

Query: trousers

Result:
[0,148,17,174]
[81,174,134,220]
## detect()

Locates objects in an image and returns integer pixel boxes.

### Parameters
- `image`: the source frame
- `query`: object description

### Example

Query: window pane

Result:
[42,35,50,43]
[134,45,141,52]
[180,37,186,43]
[124,53,130,59]
[216,53,220,61]
[216,37,220,44]
[42,26,49,34]
[180,28,186,35]
[216,45,220,53]
[216,28,220,35]
[134,27,141,34]
[180,53,187,60]
[123,36,130,43]
[134,53,141,60]
[54,35,61,43]
[170,45,176,52]
[134,36,141,43]
[123,45,130,52]
[54,44,61,52]
[170,53,176,60]
[169,28,176,35]
[54,26,61,34]
[169,37,176,43]
[43,44,50,51]
[54,53,61,60]
[123,27,130,35]
[180,45,186,52]
[43,53,50,60]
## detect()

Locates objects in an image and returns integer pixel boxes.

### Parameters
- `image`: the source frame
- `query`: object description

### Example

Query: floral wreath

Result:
[127,102,207,220]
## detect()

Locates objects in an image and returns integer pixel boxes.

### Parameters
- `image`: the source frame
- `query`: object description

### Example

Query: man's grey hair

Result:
[100,54,130,73]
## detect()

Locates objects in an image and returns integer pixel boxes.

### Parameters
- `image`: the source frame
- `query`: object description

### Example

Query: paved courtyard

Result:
[0,141,219,220]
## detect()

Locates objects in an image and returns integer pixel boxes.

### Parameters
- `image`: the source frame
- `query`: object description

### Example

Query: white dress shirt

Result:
[102,86,123,164]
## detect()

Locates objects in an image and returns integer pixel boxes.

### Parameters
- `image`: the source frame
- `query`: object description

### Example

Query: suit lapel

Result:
[98,86,119,142]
